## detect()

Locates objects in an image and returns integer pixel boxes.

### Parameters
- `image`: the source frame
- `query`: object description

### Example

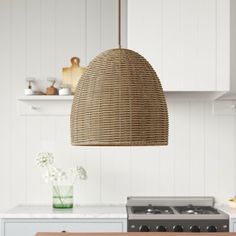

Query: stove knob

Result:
[190,225,200,232]
[156,225,167,232]
[173,225,183,232]
[207,225,217,232]
[139,225,150,232]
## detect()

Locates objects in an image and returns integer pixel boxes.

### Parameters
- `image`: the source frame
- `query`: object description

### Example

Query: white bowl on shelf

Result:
[24,89,34,96]
[59,88,71,96]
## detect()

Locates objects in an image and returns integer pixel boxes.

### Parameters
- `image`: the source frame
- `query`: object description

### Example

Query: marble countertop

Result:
[218,205,236,218]
[2,205,235,220]
[0,205,127,219]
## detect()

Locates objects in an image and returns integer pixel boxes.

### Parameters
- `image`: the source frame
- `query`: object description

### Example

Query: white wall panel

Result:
[130,147,159,196]
[158,102,175,196]
[26,117,43,204]
[0,0,12,212]
[41,0,56,78]
[173,102,191,195]
[189,102,205,195]
[205,103,219,199]
[86,0,101,64]
[26,0,41,80]
[3,98,236,208]
[101,147,130,204]
[218,116,236,203]
[101,0,118,50]
[79,147,101,204]
[10,0,27,208]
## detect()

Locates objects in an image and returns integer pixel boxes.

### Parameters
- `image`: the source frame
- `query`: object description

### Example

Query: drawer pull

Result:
[31,105,38,110]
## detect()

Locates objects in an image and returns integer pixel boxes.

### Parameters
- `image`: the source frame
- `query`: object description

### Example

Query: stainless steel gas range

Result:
[126,196,229,233]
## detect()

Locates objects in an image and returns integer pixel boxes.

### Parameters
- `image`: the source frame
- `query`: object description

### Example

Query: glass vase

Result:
[52,185,73,209]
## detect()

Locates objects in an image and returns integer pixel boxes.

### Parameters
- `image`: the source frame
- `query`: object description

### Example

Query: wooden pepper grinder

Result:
[46,78,58,95]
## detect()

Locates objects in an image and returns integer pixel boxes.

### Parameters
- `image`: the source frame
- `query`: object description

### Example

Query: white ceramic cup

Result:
[24,89,34,96]
[59,88,72,96]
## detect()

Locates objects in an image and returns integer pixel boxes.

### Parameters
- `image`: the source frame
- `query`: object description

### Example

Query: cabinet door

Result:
[233,222,236,232]
[128,0,229,91]
[4,221,124,236]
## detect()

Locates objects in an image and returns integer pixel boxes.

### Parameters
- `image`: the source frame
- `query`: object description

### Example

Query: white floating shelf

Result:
[213,100,236,115]
[17,92,229,116]
[164,91,226,101]
[18,92,226,102]
[212,93,236,115]
[214,92,236,101]
[18,95,73,101]
[17,96,73,116]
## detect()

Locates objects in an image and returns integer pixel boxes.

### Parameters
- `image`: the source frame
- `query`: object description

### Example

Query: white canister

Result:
[59,87,72,96]
[24,89,34,96]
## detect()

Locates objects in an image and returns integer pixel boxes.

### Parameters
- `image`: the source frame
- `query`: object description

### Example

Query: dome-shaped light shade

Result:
[70,48,168,146]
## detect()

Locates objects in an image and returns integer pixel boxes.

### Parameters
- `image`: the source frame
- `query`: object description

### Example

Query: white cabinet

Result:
[128,0,229,92]
[0,206,127,236]
[217,206,236,232]
[230,218,236,232]
[233,221,236,232]
[2,219,126,236]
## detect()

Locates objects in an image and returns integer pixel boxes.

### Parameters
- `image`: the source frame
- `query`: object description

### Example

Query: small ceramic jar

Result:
[59,87,72,96]
[24,88,34,96]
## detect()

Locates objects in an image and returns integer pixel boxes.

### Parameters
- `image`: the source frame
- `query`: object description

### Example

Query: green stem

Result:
[53,184,65,206]
[64,184,74,200]
[46,167,64,206]
[62,176,77,198]
[72,176,78,186]
[66,176,77,198]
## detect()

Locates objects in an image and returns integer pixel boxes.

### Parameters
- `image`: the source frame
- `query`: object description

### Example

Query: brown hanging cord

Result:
[118,0,121,48]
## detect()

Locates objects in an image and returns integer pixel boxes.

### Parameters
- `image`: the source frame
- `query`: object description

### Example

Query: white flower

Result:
[43,167,67,183]
[70,165,87,180]
[36,152,54,167]
[36,152,87,185]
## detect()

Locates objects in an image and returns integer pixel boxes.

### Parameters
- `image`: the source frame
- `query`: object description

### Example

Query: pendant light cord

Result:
[118,0,121,48]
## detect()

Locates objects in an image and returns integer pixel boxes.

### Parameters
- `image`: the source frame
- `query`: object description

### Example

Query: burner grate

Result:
[131,205,174,215]
[174,205,220,215]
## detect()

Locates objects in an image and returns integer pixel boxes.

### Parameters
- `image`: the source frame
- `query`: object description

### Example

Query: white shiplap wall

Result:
[13,101,236,208]
[0,0,236,213]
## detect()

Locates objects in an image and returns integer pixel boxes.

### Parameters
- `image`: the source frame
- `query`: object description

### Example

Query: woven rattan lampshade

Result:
[70,48,168,146]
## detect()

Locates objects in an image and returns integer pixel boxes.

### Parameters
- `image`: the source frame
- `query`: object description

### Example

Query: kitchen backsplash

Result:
[1,99,236,212]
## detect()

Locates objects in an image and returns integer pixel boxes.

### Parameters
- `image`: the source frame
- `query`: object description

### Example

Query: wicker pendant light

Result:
[70,0,168,146]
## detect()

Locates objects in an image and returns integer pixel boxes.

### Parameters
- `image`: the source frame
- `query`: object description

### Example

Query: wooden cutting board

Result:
[62,57,86,94]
